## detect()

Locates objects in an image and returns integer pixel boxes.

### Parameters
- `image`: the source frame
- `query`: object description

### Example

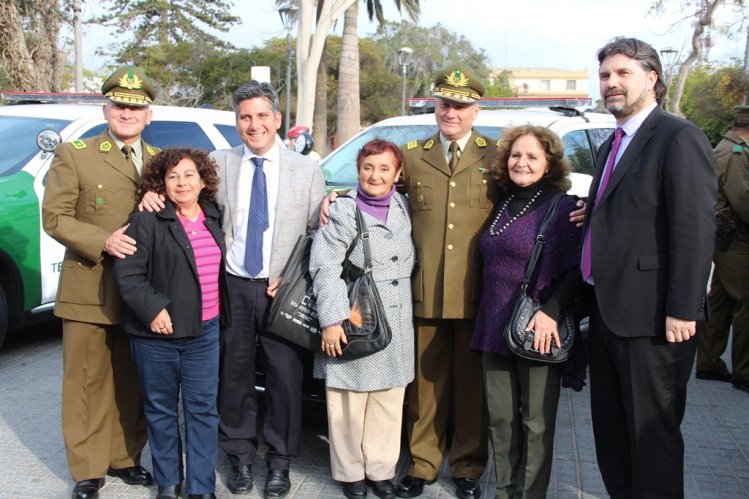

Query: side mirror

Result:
[37,129,62,153]
[293,132,314,155]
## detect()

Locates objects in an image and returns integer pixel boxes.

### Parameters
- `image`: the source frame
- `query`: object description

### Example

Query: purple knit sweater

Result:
[471,187,586,388]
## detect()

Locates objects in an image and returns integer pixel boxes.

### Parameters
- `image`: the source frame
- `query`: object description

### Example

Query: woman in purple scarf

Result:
[472,125,586,498]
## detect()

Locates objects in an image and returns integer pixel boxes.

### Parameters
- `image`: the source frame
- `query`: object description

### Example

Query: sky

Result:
[79,0,746,100]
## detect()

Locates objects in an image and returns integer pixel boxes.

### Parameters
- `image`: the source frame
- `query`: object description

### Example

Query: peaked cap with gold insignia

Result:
[432,64,485,104]
[101,66,156,106]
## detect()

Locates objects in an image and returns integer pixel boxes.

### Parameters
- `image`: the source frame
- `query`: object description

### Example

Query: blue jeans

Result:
[130,316,219,494]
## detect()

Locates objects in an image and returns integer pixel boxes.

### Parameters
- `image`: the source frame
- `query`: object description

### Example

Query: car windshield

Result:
[321,124,502,186]
[0,116,70,177]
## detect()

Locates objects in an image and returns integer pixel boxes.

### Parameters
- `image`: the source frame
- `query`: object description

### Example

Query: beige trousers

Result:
[326,386,406,482]
[62,320,147,481]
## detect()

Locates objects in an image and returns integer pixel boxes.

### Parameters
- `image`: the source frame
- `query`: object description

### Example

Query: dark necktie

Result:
[449,141,459,172]
[245,157,268,277]
[121,145,139,180]
[581,127,625,282]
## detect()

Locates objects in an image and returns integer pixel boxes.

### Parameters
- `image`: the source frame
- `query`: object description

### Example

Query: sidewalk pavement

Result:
[0,327,747,498]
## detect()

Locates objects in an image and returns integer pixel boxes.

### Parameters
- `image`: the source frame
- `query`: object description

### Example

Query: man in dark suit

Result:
[42,66,156,499]
[580,37,716,499]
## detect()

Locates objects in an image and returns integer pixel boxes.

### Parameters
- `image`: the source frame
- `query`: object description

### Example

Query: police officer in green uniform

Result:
[42,67,158,499]
[697,105,749,393]
[395,64,496,499]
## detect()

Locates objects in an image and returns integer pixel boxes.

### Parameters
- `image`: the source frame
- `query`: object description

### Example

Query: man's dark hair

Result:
[232,80,280,115]
[597,37,667,105]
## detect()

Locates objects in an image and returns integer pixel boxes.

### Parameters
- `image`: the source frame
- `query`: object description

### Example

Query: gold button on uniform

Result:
[97,184,103,189]
[448,224,454,230]
[482,179,487,184]
[449,202,455,208]
[447,244,454,250]
[450,181,456,187]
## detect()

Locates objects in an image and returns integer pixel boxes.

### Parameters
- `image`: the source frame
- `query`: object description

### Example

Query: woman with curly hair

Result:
[115,147,228,499]
[471,125,586,498]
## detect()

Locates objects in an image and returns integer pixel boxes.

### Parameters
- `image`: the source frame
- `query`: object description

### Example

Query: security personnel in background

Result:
[42,66,157,499]
[697,104,749,393]
[395,64,495,499]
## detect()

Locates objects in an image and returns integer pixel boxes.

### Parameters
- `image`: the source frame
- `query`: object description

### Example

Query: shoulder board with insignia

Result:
[146,145,157,155]
[99,141,112,152]
[70,140,87,150]
[407,140,418,150]
[423,139,434,150]
[732,145,744,153]
[475,137,487,148]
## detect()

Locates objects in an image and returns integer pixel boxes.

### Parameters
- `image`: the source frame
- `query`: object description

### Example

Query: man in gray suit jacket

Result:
[213,81,326,498]
[141,81,325,498]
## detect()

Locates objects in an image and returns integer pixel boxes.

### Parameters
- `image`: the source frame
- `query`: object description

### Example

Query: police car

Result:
[321,107,616,198]
[0,99,244,348]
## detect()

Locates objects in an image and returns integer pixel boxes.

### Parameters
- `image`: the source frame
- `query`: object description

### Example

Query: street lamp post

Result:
[659,47,678,111]
[397,47,413,116]
[279,4,299,139]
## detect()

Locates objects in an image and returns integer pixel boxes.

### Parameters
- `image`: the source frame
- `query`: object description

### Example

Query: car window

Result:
[141,121,215,151]
[0,116,70,177]
[216,124,243,148]
[561,129,595,175]
[588,127,615,156]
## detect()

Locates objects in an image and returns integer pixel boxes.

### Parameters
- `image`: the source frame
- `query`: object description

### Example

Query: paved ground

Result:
[0,322,747,498]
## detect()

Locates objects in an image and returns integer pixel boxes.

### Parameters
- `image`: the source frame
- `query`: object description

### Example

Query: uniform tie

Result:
[581,127,625,282]
[449,141,460,172]
[245,156,268,277]
[121,145,139,180]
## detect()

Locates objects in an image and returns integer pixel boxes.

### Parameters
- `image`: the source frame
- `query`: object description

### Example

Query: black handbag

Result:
[266,198,392,359]
[504,193,576,364]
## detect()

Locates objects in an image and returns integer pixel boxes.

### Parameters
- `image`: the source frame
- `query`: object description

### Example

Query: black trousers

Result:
[588,295,697,499]
[218,275,305,470]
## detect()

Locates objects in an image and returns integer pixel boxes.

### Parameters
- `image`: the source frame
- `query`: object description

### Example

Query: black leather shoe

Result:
[227,465,253,494]
[454,478,481,499]
[343,479,368,498]
[156,484,181,499]
[106,466,153,486]
[72,478,104,499]
[188,495,217,499]
[696,369,732,382]
[264,469,291,498]
[368,479,395,498]
[395,475,426,498]
[733,378,749,393]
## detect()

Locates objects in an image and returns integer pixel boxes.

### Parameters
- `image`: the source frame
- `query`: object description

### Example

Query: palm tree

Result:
[336,0,419,146]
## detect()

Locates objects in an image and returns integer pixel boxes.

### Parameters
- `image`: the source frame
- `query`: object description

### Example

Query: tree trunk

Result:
[0,2,41,90]
[313,43,330,156]
[668,0,722,116]
[335,3,361,147]
[295,0,357,127]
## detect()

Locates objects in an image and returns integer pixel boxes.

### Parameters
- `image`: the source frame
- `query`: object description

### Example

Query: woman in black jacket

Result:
[115,148,228,499]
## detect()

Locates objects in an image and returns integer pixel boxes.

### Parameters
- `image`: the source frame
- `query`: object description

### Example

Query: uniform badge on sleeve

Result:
[100,141,112,152]
[733,145,745,153]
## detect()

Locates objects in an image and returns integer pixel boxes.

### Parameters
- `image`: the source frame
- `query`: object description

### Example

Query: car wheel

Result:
[0,285,7,350]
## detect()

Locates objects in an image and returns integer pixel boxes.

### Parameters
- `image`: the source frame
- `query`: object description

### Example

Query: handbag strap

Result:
[519,192,565,294]
[338,195,373,271]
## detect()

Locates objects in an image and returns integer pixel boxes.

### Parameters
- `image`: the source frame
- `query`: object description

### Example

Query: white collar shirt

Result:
[226,143,281,278]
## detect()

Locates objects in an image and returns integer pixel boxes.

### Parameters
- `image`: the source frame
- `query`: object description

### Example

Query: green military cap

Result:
[101,66,156,106]
[432,64,485,104]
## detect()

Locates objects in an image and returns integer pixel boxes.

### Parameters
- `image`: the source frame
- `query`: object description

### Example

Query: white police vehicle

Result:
[0,99,244,347]
[321,107,616,198]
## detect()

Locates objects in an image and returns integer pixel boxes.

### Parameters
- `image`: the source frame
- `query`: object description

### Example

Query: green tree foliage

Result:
[681,64,749,145]
[92,0,239,62]
[372,21,490,98]
[484,70,515,98]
